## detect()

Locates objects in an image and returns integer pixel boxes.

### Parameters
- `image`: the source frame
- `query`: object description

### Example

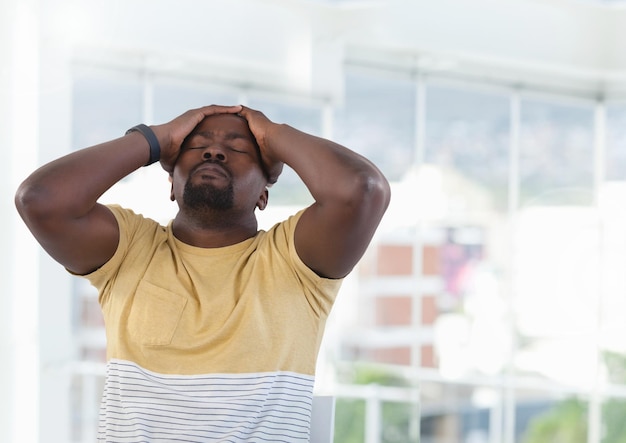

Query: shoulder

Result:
[84,205,167,282]
[260,209,341,282]
[106,204,165,236]
[257,209,305,249]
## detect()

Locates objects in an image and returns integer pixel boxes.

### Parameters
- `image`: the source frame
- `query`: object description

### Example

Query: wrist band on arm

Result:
[125,124,161,166]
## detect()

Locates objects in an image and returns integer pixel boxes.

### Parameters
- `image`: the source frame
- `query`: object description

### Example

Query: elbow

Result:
[15,180,55,225]
[372,170,391,205]
[366,170,392,213]
[345,168,391,215]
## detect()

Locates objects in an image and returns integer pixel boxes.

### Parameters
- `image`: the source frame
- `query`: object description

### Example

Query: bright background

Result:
[3,0,626,442]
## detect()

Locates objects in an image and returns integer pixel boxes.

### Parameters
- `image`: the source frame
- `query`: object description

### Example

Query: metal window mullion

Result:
[587,99,607,443]
[503,90,521,443]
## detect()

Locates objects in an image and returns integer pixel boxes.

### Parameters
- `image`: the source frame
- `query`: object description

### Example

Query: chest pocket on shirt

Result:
[128,280,188,346]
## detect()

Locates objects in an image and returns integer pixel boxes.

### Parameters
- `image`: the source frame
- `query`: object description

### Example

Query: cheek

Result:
[234,171,266,200]
[242,168,267,189]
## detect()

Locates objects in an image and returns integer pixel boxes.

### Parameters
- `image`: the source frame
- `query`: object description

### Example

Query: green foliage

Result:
[351,366,412,388]
[333,365,418,443]
[520,351,626,443]
[381,401,418,443]
[522,398,626,443]
[604,351,626,385]
[334,399,366,443]
[522,398,587,443]
[602,399,626,443]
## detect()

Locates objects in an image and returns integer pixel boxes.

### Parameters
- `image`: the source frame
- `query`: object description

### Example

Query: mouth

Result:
[191,162,230,180]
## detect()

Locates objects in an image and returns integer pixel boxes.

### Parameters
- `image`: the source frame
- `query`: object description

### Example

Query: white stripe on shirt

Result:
[98,359,315,443]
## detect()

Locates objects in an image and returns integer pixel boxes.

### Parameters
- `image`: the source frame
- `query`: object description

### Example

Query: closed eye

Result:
[183,146,250,154]
[228,147,249,154]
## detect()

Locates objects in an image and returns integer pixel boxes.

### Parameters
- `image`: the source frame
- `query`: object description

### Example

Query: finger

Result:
[236,104,259,119]
[199,104,243,117]
[174,105,243,138]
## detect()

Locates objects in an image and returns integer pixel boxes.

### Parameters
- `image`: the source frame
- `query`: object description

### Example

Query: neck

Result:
[172,209,259,248]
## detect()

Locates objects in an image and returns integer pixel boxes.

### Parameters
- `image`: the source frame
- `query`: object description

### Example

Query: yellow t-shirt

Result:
[85,205,342,442]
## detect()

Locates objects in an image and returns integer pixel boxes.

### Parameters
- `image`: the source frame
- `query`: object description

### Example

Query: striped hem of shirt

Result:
[97,359,315,443]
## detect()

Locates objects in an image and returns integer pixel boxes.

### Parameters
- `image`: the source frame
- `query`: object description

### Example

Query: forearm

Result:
[16,131,150,220]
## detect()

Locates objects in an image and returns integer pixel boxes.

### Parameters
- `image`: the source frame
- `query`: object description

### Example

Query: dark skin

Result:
[15,104,391,279]
[169,113,271,247]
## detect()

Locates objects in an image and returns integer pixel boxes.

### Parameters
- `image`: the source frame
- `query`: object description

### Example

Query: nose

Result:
[202,145,226,162]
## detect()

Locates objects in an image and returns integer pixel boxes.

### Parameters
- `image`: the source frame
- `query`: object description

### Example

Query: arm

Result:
[238,106,391,279]
[15,105,242,275]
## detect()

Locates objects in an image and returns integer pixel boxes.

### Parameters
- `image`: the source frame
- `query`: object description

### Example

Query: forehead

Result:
[188,114,254,141]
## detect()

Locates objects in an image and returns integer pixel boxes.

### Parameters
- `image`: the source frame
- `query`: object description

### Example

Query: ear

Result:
[169,174,175,202]
[256,188,269,211]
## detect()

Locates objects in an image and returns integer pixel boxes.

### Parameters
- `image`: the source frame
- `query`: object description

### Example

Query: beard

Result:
[182,180,234,211]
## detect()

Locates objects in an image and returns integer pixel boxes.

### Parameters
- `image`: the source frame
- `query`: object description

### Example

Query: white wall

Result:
[0,1,18,440]
[1,0,42,442]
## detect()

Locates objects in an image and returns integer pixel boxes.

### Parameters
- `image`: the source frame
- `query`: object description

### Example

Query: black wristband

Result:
[125,124,161,166]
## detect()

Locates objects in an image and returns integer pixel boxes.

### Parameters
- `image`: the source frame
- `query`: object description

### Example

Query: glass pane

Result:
[421,382,501,443]
[335,398,366,443]
[519,395,588,443]
[247,97,323,205]
[248,97,322,136]
[414,86,513,383]
[519,100,594,207]
[152,80,238,123]
[333,70,416,181]
[599,183,626,386]
[602,398,626,443]
[333,364,418,442]
[425,84,510,212]
[381,401,418,443]
[606,104,626,182]
[72,68,143,149]
[513,206,599,381]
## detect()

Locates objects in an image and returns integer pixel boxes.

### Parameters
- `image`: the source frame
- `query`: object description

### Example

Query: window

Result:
[334,70,417,182]
[65,62,626,443]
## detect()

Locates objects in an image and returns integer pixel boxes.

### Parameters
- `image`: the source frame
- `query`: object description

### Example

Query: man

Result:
[15,104,390,442]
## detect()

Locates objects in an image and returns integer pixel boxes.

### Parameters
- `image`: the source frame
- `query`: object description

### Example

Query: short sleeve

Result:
[280,210,343,317]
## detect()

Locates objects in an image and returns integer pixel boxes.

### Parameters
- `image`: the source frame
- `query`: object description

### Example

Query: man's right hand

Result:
[153,104,243,173]
[15,104,240,275]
